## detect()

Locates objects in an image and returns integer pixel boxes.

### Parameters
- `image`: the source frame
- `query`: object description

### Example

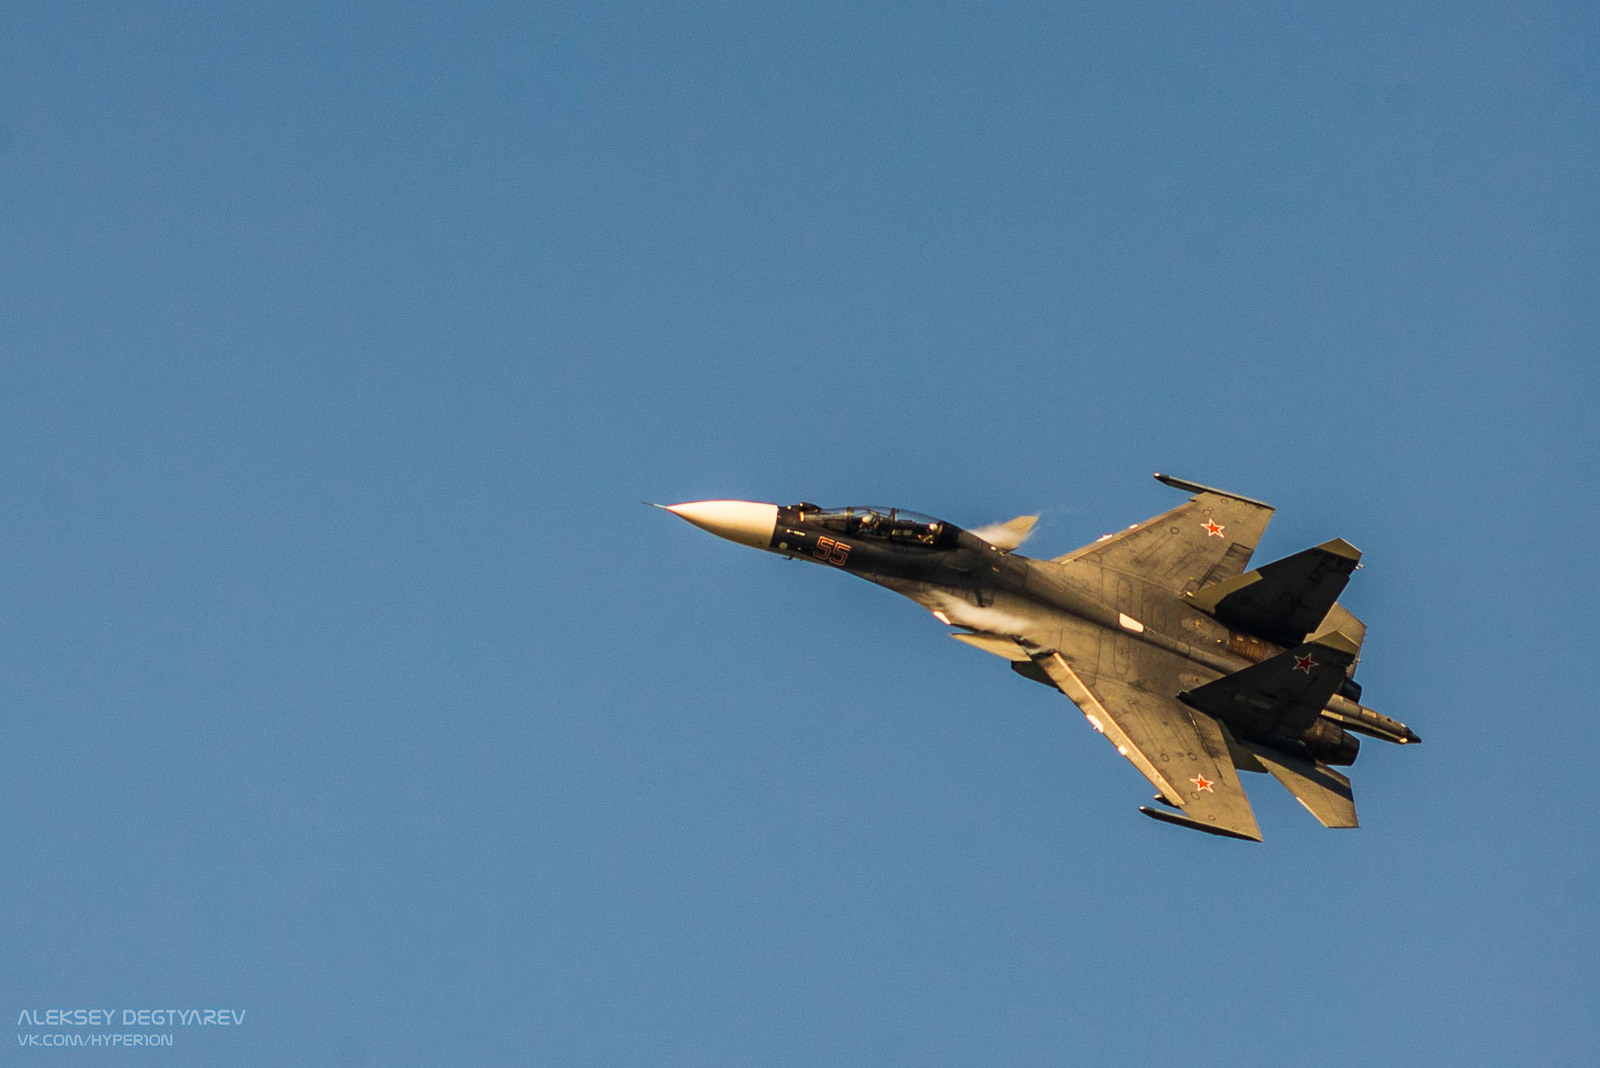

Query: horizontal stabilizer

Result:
[1138,805,1262,841]
[1184,539,1361,645]
[970,514,1038,551]
[1180,634,1360,737]
[1245,743,1359,828]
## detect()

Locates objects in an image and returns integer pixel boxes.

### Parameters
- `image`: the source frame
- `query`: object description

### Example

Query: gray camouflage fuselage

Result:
[661,481,1418,841]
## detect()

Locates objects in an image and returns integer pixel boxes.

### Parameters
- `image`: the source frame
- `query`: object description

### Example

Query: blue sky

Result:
[2,3,1596,1065]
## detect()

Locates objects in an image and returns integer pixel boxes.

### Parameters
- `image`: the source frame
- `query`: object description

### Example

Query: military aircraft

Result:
[657,474,1419,841]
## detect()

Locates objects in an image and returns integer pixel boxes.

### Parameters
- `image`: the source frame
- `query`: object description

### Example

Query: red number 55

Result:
[813,536,850,566]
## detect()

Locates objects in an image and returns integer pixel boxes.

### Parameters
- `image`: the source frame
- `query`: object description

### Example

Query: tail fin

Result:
[1180,632,1361,737]
[1310,602,1366,666]
[1183,538,1361,645]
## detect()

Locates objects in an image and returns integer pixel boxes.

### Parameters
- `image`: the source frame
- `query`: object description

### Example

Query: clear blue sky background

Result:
[2,3,1596,1065]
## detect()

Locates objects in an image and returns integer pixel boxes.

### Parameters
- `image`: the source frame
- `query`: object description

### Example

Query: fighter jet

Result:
[658,474,1419,841]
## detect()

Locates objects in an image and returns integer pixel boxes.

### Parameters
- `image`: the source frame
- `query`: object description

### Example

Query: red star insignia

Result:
[1201,519,1225,538]
[1293,654,1317,674]
[1190,774,1215,793]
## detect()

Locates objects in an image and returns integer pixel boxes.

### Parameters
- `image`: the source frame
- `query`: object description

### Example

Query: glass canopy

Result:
[798,505,951,545]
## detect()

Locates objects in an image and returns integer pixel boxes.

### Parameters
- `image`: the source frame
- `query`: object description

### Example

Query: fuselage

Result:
[669,499,1245,668]
[663,499,1412,754]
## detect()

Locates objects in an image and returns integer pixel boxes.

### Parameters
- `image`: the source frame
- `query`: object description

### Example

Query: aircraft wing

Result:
[1051,474,1276,594]
[1026,647,1263,841]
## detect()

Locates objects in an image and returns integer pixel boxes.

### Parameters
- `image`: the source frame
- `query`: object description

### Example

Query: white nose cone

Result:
[666,500,779,550]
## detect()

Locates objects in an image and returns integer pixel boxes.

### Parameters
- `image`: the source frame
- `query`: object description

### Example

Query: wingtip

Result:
[1138,805,1264,842]
[1151,472,1273,508]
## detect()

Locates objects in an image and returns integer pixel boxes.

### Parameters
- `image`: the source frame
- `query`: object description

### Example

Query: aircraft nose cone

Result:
[665,500,779,550]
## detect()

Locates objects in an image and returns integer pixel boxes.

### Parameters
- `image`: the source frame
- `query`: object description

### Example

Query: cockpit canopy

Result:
[796,505,955,546]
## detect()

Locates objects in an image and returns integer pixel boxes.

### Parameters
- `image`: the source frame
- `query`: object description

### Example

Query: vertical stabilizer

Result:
[1309,603,1366,676]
